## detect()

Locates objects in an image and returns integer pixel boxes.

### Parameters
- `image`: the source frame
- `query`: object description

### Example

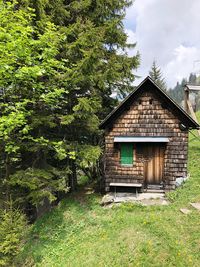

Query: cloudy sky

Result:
[124,0,200,88]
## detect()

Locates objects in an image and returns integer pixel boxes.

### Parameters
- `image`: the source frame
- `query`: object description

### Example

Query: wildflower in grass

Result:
[177,251,181,256]
[188,256,193,263]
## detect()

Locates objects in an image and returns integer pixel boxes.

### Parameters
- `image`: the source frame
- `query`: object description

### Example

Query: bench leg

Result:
[136,188,138,198]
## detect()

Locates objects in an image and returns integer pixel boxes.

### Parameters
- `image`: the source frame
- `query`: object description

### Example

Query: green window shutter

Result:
[120,143,133,165]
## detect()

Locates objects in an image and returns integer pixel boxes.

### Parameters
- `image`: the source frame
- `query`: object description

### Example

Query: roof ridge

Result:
[99,76,199,129]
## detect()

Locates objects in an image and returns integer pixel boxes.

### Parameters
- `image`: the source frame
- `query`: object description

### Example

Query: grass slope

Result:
[18,115,200,267]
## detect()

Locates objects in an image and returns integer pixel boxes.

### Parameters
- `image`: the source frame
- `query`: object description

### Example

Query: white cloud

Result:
[125,0,200,87]
[165,45,200,84]
[125,29,136,45]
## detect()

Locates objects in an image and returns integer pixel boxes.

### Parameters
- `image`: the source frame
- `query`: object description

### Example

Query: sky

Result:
[124,0,200,88]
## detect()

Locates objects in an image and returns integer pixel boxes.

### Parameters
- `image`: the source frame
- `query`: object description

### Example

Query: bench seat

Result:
[109,182,143,197]
[110,183,142,187]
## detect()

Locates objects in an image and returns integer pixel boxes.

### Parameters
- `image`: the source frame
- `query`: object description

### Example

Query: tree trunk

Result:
[68,160,77,191]
[36,197,51,219]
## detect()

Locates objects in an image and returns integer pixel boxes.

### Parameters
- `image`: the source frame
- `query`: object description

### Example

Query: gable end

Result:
[100,76,199,130]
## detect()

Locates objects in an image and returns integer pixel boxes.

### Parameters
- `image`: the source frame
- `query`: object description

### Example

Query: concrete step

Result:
[144,189,165,193]
[147,184,163,189]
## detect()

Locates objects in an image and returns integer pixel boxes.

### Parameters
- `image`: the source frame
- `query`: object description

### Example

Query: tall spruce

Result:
[149,60,167,91]
[0,1,139,213]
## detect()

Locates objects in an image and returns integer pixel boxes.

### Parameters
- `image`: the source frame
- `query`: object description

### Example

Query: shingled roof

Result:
[100,76,199,129]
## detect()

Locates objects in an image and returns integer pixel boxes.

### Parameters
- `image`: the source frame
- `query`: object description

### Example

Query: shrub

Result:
[0,205,29,266]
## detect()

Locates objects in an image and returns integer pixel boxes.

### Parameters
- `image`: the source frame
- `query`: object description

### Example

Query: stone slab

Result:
[101,192,169,206]
[180,208,191,215]
[190,202,200,211]
[100,194,114,206]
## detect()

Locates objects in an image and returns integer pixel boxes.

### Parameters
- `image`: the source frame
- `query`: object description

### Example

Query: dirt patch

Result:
[72,186,94,206]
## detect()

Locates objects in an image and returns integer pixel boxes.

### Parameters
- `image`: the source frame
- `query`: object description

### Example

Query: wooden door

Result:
[143,144,165,186]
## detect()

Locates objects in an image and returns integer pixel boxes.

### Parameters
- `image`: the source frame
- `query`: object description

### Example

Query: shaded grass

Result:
[17,113,200,267]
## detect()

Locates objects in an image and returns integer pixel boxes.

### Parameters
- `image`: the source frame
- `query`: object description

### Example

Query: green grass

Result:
[17,114,200,267]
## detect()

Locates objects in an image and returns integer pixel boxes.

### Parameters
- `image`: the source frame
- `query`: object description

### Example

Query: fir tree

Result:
[149,60,167,91]
[19,0,140,186]
[0,1,140,212]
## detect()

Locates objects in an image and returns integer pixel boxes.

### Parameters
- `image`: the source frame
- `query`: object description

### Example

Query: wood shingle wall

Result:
[104,88,188,192]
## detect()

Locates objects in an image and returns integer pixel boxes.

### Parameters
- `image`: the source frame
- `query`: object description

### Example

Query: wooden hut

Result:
[100,76,199,193]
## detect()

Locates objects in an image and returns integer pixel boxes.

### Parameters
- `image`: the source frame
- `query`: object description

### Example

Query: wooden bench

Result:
[110,183,143,198]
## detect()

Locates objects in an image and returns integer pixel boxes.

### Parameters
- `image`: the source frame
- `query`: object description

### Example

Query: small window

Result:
[149,98,153,105]
[120,143,133,165]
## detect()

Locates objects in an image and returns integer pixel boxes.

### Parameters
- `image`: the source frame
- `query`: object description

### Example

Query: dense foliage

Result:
[0,1,139,213]
[0,3,71,210]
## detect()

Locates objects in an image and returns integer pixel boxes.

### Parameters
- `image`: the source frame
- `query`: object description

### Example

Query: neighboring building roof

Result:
[185,84,200,91]
[114,137,169,143]
[100,76,199,129]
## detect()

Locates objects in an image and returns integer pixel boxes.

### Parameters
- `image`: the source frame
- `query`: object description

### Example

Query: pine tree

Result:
[149,60,167,91]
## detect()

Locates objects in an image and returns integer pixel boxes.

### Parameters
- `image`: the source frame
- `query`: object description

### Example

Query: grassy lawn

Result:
[18,116,200,267]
